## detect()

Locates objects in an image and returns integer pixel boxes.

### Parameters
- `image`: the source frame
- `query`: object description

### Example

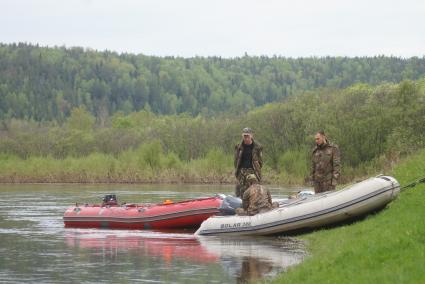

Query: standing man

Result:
[310,130,341,193]
[234,127,263,198]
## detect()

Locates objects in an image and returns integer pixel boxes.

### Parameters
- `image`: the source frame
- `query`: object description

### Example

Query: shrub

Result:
[278,149,309,177]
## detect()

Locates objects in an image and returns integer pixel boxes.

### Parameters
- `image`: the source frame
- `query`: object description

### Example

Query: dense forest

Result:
[1,43,425,122]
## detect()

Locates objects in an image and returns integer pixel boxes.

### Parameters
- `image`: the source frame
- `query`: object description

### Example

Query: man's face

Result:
[315,133,325,146]
[243,134,253,145]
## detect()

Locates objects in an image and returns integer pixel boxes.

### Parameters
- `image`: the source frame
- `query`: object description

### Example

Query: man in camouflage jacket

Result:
[234,127,263,198]
[311,131,341,193]
[237,174,272,216]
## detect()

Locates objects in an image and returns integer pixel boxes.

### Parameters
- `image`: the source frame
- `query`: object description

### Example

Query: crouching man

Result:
[236,174,274,216]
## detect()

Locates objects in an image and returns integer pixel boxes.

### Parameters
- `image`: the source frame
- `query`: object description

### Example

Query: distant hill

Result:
[1,43,424,122]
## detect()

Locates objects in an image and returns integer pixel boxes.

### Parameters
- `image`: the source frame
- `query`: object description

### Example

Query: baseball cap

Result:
[242,127,253,135]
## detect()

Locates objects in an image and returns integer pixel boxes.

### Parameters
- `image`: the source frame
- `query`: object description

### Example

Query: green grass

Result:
[0,137,403,185]
[0,149,235,183]
[272,149,425,284]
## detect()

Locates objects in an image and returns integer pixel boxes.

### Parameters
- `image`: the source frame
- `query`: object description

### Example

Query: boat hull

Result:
[64,196,227,230]
[195,176,400,236]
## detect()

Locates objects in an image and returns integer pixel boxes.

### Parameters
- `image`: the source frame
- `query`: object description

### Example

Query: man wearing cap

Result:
[234,127,263,198]
[236,174,272,216]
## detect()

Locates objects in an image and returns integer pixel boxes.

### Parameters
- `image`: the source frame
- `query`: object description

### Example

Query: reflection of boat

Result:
[198,236,305,270]
[64,195,241,230]
[64,230,305,278]
[65,231,219,264]
[203,236,305,282]
[196,176,400,236]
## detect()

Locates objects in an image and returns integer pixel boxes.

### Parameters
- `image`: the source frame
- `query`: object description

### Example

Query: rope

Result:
[400,176,425,191]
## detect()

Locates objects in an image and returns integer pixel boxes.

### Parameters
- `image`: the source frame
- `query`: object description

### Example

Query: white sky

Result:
[1,0,424,58]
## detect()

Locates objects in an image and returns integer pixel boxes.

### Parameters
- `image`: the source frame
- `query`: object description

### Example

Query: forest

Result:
[1,43,425,122]
[1,67,424,184]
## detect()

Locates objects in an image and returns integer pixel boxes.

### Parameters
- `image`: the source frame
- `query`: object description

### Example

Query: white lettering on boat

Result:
[220,222,251,229]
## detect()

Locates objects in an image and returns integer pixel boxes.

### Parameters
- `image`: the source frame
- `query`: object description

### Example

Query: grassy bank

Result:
[0,149,236,184]
[0,151,382,185]
[0,140,304,184]
[272,149,425,283]
[0,140,395,185]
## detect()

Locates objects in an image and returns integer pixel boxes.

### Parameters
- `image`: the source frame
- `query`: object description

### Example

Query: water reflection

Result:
[65,230,219,264]
[236,257,273,283]
[65,230,305,282]
[199,236,305,283]
[0,183,305,283]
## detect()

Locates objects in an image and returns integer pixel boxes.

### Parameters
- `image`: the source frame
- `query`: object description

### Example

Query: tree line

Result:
[1,43,425,123]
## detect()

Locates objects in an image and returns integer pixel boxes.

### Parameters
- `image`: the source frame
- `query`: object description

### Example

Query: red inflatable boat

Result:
[63,194,240,230]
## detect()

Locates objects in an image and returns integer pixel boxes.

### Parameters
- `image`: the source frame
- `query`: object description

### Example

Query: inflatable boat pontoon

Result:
[64,194,241,230]
[195,176,400,236]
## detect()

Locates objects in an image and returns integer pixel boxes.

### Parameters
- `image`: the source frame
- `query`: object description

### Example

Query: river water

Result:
[0,184,306,283]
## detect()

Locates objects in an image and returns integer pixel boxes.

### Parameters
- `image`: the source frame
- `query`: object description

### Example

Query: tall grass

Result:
[0,147,235,184]
[277,149,309,185]
[0,140,407,185]
[0,149,395,184]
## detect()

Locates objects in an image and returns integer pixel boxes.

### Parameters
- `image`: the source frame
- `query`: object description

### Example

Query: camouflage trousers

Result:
[235,168,255,197]
[313,180,335,193]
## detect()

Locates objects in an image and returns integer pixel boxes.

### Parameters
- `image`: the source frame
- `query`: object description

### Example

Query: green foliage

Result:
[65,106,95,131]
[49,128,96,158]
[0,150,233,184]
[162,152,183,170]
[392,149,425,185]
[278,149,309,184]
[204,148,232,174]
[1,43,425,120]
[187,148,233,182]
[111,112,134,129]
[0,56,424,184]
[136,140,164,170]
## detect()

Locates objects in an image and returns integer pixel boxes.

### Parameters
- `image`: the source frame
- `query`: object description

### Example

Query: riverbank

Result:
[0,151,233,184]
[0,150,389,185]
[272,149,425,283]
[0,152,306,185]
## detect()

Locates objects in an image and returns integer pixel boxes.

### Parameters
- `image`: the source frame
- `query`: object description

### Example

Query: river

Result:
[0,183,306,283]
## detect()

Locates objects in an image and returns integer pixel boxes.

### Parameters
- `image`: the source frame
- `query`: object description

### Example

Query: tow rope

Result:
[400,176,425,191]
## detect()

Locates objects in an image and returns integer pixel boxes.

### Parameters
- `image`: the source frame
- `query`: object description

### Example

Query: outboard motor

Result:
[218,195,242,215]
[102,194,118,206]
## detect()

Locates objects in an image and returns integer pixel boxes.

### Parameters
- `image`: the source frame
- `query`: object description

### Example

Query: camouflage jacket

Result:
[242,184,272,216]
[234,140,263,181]
[310,141,341,184]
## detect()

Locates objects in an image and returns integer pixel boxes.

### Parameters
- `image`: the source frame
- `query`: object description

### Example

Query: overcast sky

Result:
[1,0,424,58]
